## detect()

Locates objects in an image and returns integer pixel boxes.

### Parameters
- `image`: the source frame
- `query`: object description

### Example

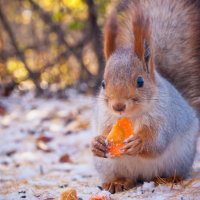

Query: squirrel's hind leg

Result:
[94,156,136,193]
[102,178,135,193]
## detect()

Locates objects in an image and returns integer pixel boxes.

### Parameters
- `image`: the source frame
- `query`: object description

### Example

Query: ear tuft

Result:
[104,13,118,61]
[132,14,144,60]
[132,7,154,79]
[104,1,129,61]
[132,10,151,62]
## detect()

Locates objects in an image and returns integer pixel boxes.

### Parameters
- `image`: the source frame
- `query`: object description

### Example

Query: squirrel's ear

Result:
[132,9,155,80]
[132,14,145,61]
[104,13,118,61]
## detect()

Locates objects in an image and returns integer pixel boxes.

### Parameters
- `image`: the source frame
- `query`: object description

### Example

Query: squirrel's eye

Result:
[137,76,144,88]
[101,80,105,89]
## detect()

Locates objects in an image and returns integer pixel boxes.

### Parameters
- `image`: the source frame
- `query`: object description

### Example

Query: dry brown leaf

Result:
[36,135,53,152]
[36,141,52,152]
[36,135,53,143]
[59,154,71,163]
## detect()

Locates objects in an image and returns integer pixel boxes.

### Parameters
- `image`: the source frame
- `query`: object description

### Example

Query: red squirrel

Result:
[91,0,200,194]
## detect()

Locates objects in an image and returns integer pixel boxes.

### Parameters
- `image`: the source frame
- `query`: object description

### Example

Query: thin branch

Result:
[0,44,48,61]
[85,0,105,84]
[0,6,42,93]
[41,51,70,71]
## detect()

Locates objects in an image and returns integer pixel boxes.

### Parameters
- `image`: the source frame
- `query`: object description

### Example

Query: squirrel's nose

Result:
[112,103,126,112]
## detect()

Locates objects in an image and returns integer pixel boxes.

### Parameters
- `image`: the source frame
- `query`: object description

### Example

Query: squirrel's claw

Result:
[121,135,142,156]
[91,135,107,158]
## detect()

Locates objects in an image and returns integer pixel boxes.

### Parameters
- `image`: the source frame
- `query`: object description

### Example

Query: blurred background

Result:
[0,0,115,97]
[1,1,200,199]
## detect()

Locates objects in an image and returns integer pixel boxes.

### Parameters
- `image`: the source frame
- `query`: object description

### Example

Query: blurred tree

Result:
[0,0,112,95]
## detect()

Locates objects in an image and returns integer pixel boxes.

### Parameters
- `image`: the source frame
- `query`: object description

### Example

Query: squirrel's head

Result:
[101,7,157,117]
[101,46,156,117]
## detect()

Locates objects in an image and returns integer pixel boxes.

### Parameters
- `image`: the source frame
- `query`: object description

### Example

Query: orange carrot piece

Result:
[106,124,125,143]
[107,117,134,157]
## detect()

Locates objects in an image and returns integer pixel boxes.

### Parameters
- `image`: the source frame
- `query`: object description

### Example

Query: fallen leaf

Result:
[36,135,53,143]
[59,154,71,163]
[36,136,53,152]
[36,141,52,152]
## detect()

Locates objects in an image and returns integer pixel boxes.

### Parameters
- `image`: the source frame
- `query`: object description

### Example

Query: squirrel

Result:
[91,0,200,194]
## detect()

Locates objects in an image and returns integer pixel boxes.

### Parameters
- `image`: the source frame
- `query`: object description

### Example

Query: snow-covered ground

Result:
[0,92,200,200]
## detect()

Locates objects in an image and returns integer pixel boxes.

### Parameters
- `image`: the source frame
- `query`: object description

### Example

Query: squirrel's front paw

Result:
[91,135,107,158]
[120,135,142,156]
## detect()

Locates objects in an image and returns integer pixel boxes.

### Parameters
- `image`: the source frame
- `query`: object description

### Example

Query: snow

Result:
[0,92,200,200]
[142,182,155,190]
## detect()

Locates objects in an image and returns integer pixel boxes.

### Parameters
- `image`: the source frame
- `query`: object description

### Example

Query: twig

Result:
[85,0,105,87]
[0,6,43,93]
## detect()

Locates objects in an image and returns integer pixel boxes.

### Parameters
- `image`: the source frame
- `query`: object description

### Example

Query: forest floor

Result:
[0,91,200,200]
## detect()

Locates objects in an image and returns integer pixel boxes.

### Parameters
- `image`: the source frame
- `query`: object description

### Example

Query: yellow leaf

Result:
[63,0,86,11]
[6,58,28,82]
